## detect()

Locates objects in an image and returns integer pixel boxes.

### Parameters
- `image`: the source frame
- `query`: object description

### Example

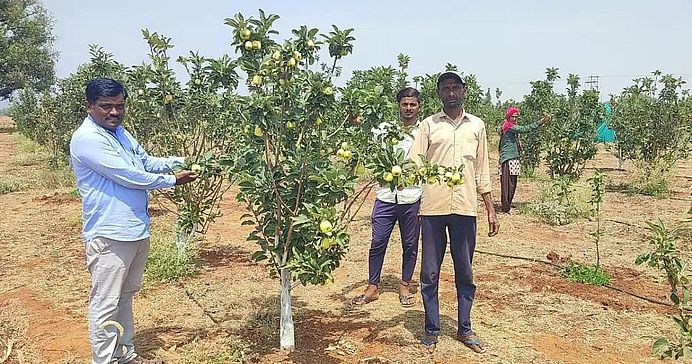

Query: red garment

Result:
[501,106,519,135]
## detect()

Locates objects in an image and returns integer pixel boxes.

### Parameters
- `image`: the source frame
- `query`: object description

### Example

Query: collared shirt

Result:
[407,110,492,216]
[70,116,184,242]
[372,121,422,205]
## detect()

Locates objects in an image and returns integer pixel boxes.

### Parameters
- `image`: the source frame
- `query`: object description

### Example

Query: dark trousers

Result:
[500,162,518,212]
[368,199,421,285]
[420,214,477,337]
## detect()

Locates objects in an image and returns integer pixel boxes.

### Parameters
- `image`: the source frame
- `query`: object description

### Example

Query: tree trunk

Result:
[279,267,295,350]
[174,217,197,257]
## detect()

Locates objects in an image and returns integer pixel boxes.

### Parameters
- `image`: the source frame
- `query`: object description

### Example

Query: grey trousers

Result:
[86,236,150,364]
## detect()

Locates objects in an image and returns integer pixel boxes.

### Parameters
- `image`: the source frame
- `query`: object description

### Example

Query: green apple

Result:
[319,220,333,234]
[251,75,263,86]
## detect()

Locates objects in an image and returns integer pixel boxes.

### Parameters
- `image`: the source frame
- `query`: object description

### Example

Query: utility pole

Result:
[585,75,600,92]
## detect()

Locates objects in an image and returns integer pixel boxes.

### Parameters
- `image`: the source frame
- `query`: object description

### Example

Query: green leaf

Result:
[634,254,648,265]
[251,251,268,262]
[672,316,687,331]
[683,345,692,358]
[291,214,311,227]
[652,338,669,354]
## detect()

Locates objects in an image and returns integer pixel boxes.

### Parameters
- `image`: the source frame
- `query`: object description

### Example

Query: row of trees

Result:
[518,68,691,187]
[6,5,691,350]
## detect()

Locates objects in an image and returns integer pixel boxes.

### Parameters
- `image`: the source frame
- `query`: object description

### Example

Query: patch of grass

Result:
[13,133,43,154]
[518,179,590,226]
[167,336,253,364]
[606,180,669,199]
[11,152,49,166]
[35,167,75,189]
[638,179,669,198]
[560,260,612,286]
[0,177,26,195]
[145,226,198,283]
[68,187,80,198]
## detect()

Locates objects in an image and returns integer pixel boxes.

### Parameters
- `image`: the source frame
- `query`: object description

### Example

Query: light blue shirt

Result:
[70,116,183,242]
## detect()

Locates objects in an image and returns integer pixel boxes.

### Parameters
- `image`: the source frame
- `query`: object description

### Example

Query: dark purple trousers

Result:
[368,199,421,285]
[420,214,477,337]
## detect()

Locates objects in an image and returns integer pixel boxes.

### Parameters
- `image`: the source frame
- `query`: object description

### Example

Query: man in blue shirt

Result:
[70,78,197,364]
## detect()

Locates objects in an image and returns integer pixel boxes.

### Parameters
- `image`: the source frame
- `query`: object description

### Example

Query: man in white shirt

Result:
[352,87,422,307]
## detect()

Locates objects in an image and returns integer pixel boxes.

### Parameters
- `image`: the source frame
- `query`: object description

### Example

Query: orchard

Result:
[1,5,691,364]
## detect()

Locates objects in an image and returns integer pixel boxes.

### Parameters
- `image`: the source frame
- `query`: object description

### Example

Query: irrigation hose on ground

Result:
[475,249,672,307]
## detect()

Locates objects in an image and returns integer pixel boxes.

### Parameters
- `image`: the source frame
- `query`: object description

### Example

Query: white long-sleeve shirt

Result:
[372,121,422,205]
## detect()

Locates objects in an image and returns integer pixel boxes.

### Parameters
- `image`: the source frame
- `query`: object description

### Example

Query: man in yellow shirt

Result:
[408,72,500,354]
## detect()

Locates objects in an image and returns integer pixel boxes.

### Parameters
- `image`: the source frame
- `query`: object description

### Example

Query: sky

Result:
[31,0,692,103]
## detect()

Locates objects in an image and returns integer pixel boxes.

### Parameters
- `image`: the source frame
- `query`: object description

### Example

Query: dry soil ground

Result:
[0,115,691,363]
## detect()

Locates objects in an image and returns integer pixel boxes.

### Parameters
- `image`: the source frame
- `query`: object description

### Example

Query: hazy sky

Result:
[38,0,692,102]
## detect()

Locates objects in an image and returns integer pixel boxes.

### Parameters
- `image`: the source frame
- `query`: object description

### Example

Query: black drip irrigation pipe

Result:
[475,249,673,308]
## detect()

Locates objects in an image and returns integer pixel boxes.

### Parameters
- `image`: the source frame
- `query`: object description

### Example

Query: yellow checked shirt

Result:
[407,110,493,217]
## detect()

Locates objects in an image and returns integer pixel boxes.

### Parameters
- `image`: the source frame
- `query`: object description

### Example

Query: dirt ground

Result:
[1,115,691,363]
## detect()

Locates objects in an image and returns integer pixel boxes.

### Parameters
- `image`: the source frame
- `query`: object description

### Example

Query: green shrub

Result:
[519,177,589,225]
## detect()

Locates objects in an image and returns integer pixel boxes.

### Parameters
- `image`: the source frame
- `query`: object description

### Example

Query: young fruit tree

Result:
[223,10,366,350]
[610,71,692,192]
[124,30,242,258]
[635,208,692,359]
[520,68,602,180]
[223,10,456,349]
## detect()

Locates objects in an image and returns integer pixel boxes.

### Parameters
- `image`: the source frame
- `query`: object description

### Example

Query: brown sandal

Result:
[458,334,486,354]
[399,282,415,307]
[351,293,378,305]
[421,333,438,354]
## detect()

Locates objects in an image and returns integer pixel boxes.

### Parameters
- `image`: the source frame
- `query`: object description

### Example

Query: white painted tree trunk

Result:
[279,267,295,350]
[174,218,197,258]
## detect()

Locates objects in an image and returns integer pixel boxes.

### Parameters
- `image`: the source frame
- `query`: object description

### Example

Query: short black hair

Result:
[436,72,465,89]
[86,78,127,103]
[396,87,420,103]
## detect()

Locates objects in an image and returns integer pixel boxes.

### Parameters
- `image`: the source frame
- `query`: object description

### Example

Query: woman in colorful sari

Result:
[498,106,550,213]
